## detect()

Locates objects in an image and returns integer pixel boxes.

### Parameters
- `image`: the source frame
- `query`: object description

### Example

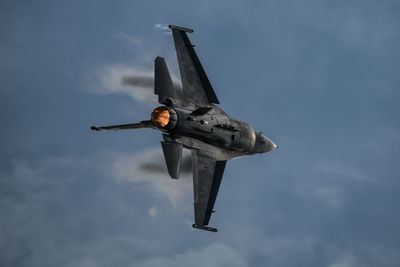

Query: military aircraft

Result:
[91,25,277,232]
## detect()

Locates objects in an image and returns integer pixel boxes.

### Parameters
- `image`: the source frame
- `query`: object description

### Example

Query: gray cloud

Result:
[139,153,192,175]
[121,75,154,89]
[2,0,400,266]
[136,243,247,267]
[312,160,371,182]
[109,148,192,209]
[89,64,182,104]
[121,73,182,94]
[0,153,193,267]
[88,30,181,104]
[154,23,170,31]
[292,160,373,209]
[89,65,157,103]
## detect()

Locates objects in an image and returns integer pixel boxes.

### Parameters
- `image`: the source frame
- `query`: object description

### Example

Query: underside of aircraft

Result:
[91,25,277,232]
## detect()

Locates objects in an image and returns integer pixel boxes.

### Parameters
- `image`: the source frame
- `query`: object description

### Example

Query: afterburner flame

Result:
[151,107,170,127]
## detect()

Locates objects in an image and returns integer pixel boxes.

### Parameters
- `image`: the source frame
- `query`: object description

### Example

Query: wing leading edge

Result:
[169,25,220,106]
[191,149,227,232]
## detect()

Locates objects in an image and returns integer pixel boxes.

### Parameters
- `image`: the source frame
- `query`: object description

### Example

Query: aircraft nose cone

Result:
[264,136,277,152]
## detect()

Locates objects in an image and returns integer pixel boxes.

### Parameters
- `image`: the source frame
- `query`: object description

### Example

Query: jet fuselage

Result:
[153,105,276,156]
[91,25,278,232]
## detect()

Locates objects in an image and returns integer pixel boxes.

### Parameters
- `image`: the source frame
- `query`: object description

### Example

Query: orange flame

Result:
[151,107,170,127]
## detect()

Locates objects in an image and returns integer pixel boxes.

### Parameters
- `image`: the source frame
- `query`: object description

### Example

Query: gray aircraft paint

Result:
[91,25,277,232]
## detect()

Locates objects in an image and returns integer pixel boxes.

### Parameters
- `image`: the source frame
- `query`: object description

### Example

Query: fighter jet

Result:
[91,25,277,232]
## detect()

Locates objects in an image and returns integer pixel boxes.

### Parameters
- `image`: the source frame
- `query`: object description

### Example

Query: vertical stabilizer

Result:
[154,57,178,105]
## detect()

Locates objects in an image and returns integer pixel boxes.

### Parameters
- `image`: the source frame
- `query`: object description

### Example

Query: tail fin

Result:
[154,57,178,105]
[161,141,183,179]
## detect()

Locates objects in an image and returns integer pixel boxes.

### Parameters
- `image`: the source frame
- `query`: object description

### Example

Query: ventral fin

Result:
[161,141,183,179]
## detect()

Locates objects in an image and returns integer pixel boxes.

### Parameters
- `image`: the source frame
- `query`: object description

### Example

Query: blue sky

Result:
[1,0,400,266]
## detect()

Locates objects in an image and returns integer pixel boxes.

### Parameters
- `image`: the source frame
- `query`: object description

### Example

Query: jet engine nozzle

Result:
[151,106,177,129]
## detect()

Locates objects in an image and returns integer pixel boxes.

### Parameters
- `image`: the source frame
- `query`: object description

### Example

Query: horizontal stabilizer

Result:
[161,141,183,179]
[91,120,156,131]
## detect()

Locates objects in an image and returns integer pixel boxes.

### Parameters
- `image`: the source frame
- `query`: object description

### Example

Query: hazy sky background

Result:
[1,0,400,266]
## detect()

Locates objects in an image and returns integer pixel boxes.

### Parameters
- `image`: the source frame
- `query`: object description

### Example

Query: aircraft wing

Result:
[169,25,220,106]
[191,149,227,232]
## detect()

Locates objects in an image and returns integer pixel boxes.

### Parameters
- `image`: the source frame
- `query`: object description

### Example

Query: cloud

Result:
[293,160,372,209]
[136,243,247,267]
[0,153,194,267]
[309,185,344,209]
[111,33,160,64]
[89,64,182,104]
[363,126,400,157]
[121,75,154,90]
[312,160,371,182]
[148,205,158,217]
[257,237,318,266]
[109,147,192,209]
[328,254,358,267]
[112,32,144,46]
[91,65,157,103]
[139,152,192,175]
[87,31,182,104]
[154,23,170,31]
[2,152,399,267]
